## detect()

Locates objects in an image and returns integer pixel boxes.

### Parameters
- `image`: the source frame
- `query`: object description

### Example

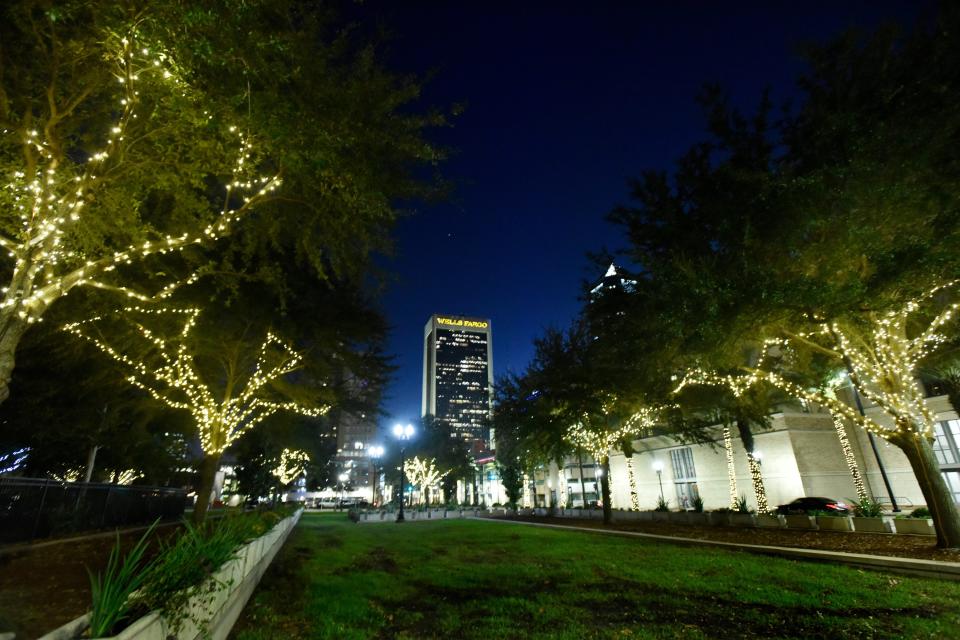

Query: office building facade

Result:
[422,314,494,448]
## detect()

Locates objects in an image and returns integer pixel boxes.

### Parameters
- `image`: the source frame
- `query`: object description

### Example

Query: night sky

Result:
[366,1,930,429]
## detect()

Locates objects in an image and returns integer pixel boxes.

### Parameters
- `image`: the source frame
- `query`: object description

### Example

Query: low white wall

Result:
[41,509,302,640]
[356,509,480,523]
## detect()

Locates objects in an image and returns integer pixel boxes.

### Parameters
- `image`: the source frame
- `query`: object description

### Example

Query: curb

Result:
[487,518,960,581]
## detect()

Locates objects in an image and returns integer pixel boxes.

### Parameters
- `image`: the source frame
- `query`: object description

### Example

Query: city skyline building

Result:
[422,314,494,450]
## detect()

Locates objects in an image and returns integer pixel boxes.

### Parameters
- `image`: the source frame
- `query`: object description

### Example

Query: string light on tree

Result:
[403,456,449,506]
[272,449,311,485]
[625,455,640,511]
[831,414,869,502]
[722,426,739,510]
[63,307,329,457]
[0,30,283,403]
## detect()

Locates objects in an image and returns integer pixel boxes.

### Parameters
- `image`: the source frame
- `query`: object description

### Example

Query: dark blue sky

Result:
[368,1,929,428]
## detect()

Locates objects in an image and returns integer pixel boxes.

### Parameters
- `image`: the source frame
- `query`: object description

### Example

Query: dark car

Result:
[776,497,850,515]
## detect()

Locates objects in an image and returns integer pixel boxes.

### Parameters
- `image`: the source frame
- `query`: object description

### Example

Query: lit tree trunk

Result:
[722,424,739,509]
[83,445,100,484]
[893,427,960,548]
[600,456,612,524]
[625,453,639,511]
[736,418,768,513]
[745,452,768,513]
[193,452,222,525]
[0,315,29,406]
[832,414,869,502]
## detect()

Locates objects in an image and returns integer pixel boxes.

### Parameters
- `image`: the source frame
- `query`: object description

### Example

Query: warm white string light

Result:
[0,31,281,331]
[625,455,640,510]
[722,425,738,509]
[674,282,959,444]
[832,413,869,502]
[63,307,329,456]
[403,456,449,505]
[272,449,310,485]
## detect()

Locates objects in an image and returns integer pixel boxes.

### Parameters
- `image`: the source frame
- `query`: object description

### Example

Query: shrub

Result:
[735,495,752,514]
[909,507,931,519]
[654,496,670,512]
[126,507,294,635]
[87,520,159,637]
[851,498,884,518]
[691,495,704,513]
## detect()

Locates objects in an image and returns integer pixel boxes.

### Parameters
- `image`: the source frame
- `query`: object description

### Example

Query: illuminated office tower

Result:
[422,315,494,448]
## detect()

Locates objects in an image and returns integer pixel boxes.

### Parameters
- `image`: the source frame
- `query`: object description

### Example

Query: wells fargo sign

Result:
[437,316,488,329]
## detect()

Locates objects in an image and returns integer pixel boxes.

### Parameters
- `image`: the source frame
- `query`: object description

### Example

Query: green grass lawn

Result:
[230,513,960,639]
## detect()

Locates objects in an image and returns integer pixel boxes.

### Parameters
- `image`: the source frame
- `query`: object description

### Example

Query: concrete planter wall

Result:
[686,512,712,527]
[755,514,784,529]
[652,511,670,522]
[816,516,854,532]
[666,512,689,525]
[728,513,756,528]
[618,510,641,521]
[852,517,892,534]
[41,509,302,640]
[534,508,547,516]
[893,519,936,535]
[783,515,818,530]
[358,509,480,524]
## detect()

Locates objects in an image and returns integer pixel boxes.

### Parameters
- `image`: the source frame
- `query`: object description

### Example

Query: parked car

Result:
[776,497,850,515]
[315,497,339,509]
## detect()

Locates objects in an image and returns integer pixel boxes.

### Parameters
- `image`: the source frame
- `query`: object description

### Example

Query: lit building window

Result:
[670,447,699,510]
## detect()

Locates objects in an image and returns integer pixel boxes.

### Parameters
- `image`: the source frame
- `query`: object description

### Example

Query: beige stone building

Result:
[527,396,960,513]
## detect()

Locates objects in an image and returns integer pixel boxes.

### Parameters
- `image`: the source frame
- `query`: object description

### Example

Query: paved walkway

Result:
[487,517,960,581]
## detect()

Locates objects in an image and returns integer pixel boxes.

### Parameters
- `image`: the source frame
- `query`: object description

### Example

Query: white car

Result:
[315,497,339,509]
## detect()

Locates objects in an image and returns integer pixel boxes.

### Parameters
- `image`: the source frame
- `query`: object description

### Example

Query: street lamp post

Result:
[652,460,665,502]
[369,445,384,506]
[392,423,414,522]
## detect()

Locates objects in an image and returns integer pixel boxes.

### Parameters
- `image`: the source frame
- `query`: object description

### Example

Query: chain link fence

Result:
[0,477,189,544]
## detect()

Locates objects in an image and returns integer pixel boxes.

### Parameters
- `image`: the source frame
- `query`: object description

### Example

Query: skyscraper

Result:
[422,314,493,448]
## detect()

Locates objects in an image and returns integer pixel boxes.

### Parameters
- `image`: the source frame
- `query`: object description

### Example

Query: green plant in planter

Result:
[909,507,931,519]
[851,498,884,518]
[654,496,670,512]
[735,495,753,514]
[691,495,704,513]
[135,516,246,635]
[87,520,159,638]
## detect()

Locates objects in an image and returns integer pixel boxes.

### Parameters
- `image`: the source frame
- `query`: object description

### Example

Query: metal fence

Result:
[0,477,189,544]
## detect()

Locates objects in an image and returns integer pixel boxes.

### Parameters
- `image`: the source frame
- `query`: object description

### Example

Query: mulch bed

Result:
[0,524,181,639]
[503,515,960,563]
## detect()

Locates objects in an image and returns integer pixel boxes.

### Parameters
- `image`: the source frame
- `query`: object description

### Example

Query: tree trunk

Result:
[722,425,738,509]
[745,452,768,513]
[736,418,768,513]
[831,413,869,503]
[577,448,588,508]
[600,456,612,524]
[192,453,222,524]
[83,445,100,483]
[0,315,29,407]
[625,453,639,510]
[894,429,960,548]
